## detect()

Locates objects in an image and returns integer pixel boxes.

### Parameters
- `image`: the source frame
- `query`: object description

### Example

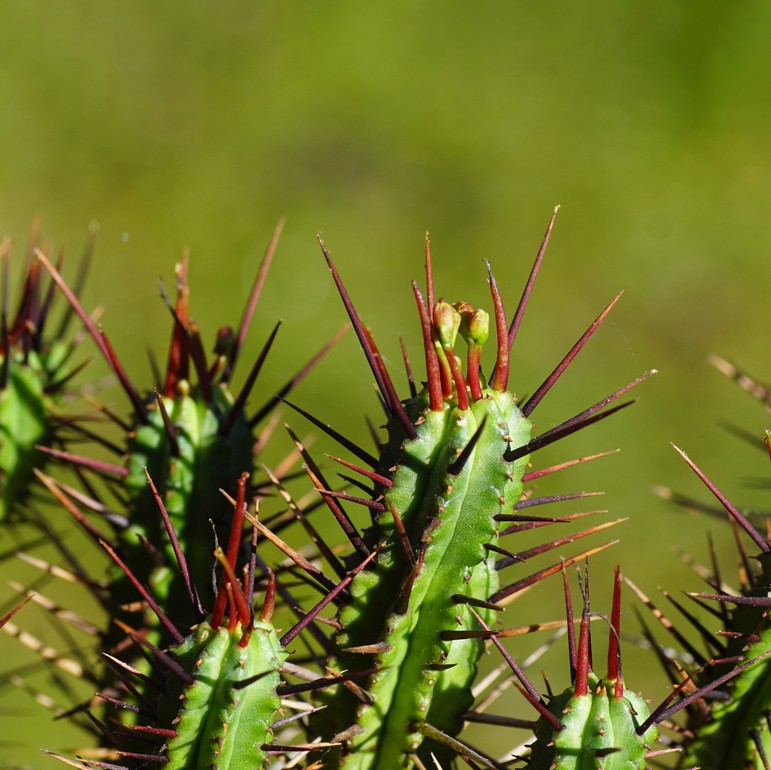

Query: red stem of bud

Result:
[467,346,483,401]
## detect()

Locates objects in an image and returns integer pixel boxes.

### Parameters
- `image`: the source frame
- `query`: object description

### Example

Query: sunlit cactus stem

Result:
[300,212,654,770]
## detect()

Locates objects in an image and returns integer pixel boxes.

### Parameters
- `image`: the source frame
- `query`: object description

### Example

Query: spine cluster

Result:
[3,213,768,770]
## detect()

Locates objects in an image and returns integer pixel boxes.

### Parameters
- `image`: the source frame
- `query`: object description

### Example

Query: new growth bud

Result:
[456,302,489,401]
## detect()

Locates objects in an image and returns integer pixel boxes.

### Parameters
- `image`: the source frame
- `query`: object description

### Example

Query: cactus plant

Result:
[6,213,771,770]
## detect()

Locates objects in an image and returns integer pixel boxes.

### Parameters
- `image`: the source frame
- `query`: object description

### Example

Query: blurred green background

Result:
[2,2,771,767]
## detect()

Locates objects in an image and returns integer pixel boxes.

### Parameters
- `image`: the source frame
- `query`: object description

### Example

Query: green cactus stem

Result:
[35,224,343,629]
[284,212,655,769]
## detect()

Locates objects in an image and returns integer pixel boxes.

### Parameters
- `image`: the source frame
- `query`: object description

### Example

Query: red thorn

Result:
[0,595,34,629]
[507,206,558,354]
[143,468,202,616]
[522,449,620,482]
[263,460,353,581]
[412,282,443,411]
[223,218,284,382]
[486,260,509,392]
[439,337,468,411]
[259,569,276,624]
[33,469,118,550]
[562,563,577,683]
[34,445,127,478]
[447,416,487,476]
[153,390,180,457]
[35,248,117,370]
[249,323,349,428]
[249,512,339,598]
[389,500,415,566]
[468,606,562,733]
[673,444,770,554]
[362,325,418,438]
[214,547,252,633]
[319,239,410,429]
[125,724,177,739]
[490,542,616,604]
[505,371,656,463]
[222,319,281,435]
[522,292,623,417]
[285,425,369,564]
[211,473,250,629]
[496,519,623,572]
[99,327,148,423]
[327,454,393,488]
[317,488,386,512]
[639,645,771,735]
[163,260,190,396]
[425,232,435,316]
[280,548,379,647]
[466,345,483,402]
[574,581,591,697]
[399,333,417,398]
[282,398,378,468]
[101,541,183,645]
[607,565,623,697]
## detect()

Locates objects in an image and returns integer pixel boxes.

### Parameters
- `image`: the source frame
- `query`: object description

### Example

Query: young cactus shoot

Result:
[526,567,658,770]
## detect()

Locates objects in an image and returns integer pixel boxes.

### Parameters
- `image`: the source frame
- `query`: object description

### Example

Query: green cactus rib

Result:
[339,390,531,768]
[162,620,287,770]
[124,386,253,601]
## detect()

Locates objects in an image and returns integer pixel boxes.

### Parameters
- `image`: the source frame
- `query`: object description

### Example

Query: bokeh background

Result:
[2,2,771,767]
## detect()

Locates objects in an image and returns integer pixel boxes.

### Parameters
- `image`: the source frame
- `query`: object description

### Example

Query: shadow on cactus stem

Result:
[634,435,771,769]
[1,227,95,522]
[30,219,346,633]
